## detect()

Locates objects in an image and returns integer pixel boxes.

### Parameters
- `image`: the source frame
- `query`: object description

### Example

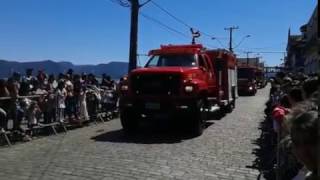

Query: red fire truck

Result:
[119,44,237,135]
[237,65,257,95]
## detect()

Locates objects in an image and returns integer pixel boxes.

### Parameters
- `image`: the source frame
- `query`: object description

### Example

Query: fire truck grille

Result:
[131,74,181,95]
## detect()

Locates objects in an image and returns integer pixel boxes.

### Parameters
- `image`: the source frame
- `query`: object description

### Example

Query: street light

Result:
[211,37,228,49]
[234,35,251,49]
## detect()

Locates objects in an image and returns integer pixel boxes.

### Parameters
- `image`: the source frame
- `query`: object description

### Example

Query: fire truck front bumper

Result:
[238,85,256,94]
[119,96,198,119]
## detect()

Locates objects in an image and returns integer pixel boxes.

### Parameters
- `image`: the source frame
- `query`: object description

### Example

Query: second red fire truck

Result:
[119,44,237,136]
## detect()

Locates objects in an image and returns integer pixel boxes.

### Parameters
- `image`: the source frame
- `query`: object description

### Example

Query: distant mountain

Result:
[0,59,128,79]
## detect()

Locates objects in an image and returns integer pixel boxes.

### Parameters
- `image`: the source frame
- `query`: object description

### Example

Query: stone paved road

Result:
[0,87,269,180]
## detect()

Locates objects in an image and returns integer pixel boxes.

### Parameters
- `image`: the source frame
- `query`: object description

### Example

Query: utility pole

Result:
[224,26,239,52]
[128,0,139,73]
[126,0,151,73]
[245,51,252,65]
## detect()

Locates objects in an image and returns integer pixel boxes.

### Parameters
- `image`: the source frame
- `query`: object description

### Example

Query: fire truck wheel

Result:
[120,110,138,134]
[250,91,256,96]
[222,104,233,113]
[191,99,205,136]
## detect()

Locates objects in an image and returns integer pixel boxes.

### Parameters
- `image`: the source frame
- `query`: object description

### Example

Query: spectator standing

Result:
[0,79,10,131]
[37,70,46,89]
[288,88,304,108]
[65,74,76,121]
[88,74,99,86]
[79,81,89,122]
[56,81,66,123]
[7,77,23,131]
[22,68,36,95]
[0,108,6,132]
[73,75,82,121]
[101,74,114,89]
[289,110,318,180]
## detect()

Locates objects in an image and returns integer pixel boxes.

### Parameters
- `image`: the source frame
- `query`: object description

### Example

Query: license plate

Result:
[145,102,160,110]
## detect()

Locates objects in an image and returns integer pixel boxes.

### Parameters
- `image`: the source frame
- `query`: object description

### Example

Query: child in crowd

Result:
[27,101,41,128]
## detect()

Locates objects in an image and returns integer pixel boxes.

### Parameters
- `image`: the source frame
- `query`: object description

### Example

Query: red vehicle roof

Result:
[148,44,204,55]
[148,44,237,68]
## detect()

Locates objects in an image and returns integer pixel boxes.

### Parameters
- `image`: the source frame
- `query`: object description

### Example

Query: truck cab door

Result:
[204,54,216,95]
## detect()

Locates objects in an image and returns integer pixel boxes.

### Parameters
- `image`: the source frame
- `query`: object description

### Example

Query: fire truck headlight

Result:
[121,85,129,91]
[249,86,253,90]
[184,85,194,93]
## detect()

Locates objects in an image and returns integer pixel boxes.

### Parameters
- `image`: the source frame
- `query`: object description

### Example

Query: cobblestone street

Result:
[0,87,269,180]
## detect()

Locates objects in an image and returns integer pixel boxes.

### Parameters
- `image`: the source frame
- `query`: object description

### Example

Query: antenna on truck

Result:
[190,28,201,44]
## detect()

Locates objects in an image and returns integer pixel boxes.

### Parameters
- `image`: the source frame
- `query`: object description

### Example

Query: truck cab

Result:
[119,44,237,136]
[237,65,257,95]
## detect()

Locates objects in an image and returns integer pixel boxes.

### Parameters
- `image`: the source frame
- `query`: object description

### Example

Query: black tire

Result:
[250,90,257,96]
[120,109,138,134]
[222,103,234,113]
[230,88,236,111]
[190,99,206,136]
[232,98,236,108]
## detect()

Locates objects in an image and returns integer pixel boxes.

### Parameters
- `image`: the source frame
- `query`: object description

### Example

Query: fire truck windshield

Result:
[238,68,255,79]
[145,54,197,67]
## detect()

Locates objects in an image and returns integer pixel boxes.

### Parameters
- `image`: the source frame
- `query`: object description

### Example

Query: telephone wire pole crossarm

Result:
[224,26,239,52]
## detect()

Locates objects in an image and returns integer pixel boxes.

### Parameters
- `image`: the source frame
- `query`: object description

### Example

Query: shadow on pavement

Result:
[248,101,276,180]
[91,122,214,144]
[208,110,226,121]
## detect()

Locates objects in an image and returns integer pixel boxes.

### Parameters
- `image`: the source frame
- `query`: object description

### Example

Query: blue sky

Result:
[0,0,317,66]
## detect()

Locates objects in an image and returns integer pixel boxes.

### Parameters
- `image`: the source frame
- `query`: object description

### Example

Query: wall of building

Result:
[286,5,319,75]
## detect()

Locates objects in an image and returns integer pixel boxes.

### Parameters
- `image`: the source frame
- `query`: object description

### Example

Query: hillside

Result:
[0,60,128,79]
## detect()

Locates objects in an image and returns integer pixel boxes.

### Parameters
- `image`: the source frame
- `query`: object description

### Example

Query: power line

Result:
[140,12,190,39]
[108,0,130,7]
[140,13,217,48]
[149,0,226,48]
[252,51,286,54]
[233,35,250,49]
[150,0,212,37]
[213,38,228,49]
[108,0,221,49]
[150,0,192,29]
[237,50,286,54]
[109,0,226,49]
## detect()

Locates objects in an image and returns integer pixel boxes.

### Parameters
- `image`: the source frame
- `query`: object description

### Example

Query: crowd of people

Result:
[0,68,318,179]
[0,68,119,141]
[267,72,318,180]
